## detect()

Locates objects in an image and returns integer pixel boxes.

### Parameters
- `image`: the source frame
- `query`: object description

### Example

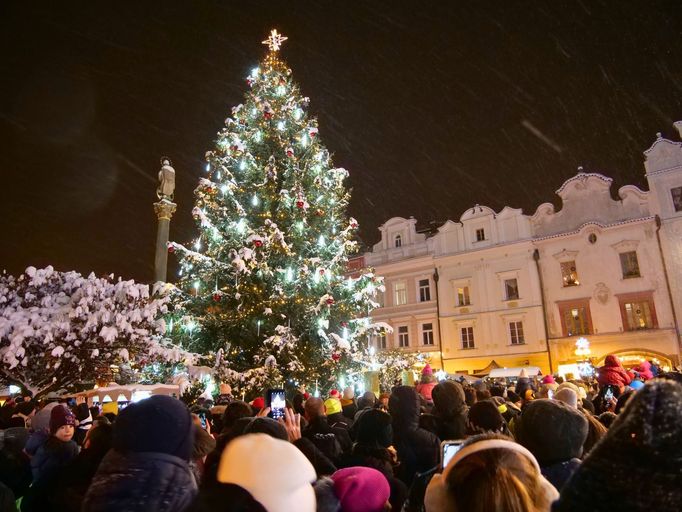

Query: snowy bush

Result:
[0,266,195,397]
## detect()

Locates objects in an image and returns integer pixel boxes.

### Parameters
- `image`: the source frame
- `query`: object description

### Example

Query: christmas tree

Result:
[170,31,384,396]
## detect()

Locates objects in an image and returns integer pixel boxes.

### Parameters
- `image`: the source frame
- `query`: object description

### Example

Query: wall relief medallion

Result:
[594,282,610,305]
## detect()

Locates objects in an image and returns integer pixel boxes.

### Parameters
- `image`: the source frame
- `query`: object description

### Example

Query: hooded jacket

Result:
[632,360,654,381]
[597,355,632,389]
[389,386,440,485]
[82,450,197,512]
[420,380,468,441]
[555,380,682,512]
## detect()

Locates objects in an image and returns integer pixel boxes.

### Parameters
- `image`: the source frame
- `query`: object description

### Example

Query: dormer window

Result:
[394,234,402,248]
[475,228,485,242]
[671,186,682,212]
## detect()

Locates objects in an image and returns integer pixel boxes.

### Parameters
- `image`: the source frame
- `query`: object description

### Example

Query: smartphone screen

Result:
[66,398,77,407]
[547,389,554,400]
[441,440,464,469]
[199,412,207,429]
[604,389,614,401]
[266,389,286,420]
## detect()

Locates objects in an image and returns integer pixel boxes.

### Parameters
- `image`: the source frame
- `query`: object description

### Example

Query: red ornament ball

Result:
[326,297,335,305]
[167,245,175,254]
[296,200,305,209]
[341,322,348,328]
[263,111,273,120]
[253,239,263,248]
[212,292,222,302]
[331,352,341,362]
[286,148,294,157]
[319,269,326,275]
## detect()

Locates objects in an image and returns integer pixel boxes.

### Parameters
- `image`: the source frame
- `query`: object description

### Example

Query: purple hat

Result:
[332,467,390,512]
[49,404,76,434]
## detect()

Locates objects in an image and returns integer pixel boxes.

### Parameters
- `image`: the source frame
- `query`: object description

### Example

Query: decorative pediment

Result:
[644,133,682,175]
[611,239,640,252]
[460,204,496,222]
[552,249,579,262]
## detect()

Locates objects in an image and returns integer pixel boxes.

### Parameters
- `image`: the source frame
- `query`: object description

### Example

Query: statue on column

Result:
[157,157,176,201]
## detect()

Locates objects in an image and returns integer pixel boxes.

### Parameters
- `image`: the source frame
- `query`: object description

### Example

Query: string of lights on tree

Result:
[168,30,390,396]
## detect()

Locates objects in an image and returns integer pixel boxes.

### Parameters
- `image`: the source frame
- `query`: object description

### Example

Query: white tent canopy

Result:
[488,366,542,379]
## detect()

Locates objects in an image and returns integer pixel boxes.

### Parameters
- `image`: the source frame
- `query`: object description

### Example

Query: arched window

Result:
[395,234,402,248]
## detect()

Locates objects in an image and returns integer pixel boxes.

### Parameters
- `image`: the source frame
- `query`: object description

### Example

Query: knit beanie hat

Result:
[331,467,390,512]
[329,389,341,399]
[354,408,393,448]
[49,404,76,434]
[422,364,433,376]
[250,397,265,410]
[113,395,194,460]
[243,417,288,441]
[555,380,682,512]
[432,380,466,418]
[541,375,556,384]
[516,399,588,465]
[554,387,579,409]
[218,433,316,512]
[343,386,355,400]
[324,397,343,416]
[468,400,504,433]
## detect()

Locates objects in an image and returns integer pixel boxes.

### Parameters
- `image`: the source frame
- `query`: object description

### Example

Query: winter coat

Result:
[389,386,440,486]
[415,382,437,402]
[341,399,358,420]
[632,360,654,381]
[303,416,352,464]
[30,436,78,482]
[82,449,197,512]
[597,355,632,389]
[419,380,468,441]
[541,458,581,491]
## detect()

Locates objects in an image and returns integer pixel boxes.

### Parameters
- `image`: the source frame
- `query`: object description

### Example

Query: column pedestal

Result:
[153,199,177,283]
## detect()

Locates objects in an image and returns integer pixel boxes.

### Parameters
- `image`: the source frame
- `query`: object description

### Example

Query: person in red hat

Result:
[416,364,437,402]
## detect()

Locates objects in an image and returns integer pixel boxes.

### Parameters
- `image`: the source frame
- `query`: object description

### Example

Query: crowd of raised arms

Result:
[0,354,680,512]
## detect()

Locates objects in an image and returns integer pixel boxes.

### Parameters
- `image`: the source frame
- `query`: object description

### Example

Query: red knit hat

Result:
[250,397,265,410]
[329,389,341,399]
[332,466,390,512]
[49,404,76,434]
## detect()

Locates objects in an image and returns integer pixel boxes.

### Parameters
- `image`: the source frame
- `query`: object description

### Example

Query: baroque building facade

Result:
[359,123,682,375]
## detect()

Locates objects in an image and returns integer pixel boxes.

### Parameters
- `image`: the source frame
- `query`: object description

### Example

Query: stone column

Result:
[153,199,177,283]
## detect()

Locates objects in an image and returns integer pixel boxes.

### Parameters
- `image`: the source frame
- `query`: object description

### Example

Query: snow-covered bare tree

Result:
[0,266,194,397]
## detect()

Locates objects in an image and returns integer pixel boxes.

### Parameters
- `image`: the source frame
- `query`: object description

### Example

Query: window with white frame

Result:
[375,289,385,308]
[461,326,475,349]
[394,281,407,306]
[509,321,525,344]
[457,286,471,306]
[394,234,402,248]
[418,279,431,302]
[504,278,519,300]
[377,333,387,349]
[397,326,409,347]
[475,228,485,242]
[422,323,434,345]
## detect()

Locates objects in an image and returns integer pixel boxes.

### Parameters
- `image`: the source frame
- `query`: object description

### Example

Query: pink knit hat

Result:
[542,375,556,385]
[422,364,433,376]
[332,467,390,512]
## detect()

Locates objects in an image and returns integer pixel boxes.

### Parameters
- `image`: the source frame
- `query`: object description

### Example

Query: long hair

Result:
[445,447,548,512]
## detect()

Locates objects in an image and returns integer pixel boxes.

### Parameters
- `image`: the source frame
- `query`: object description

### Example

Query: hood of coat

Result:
[389,386,421,432]
[604,355,622,368]
[432,380,467,419]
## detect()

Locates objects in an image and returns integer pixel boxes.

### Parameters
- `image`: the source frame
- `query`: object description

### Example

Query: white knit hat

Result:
[217,433,316,512]
[424,438,559,511]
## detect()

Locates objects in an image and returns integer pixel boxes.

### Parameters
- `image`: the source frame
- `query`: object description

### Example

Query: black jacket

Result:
[303,416,352,463]
[82,450,197,512]
[389,386,440,486]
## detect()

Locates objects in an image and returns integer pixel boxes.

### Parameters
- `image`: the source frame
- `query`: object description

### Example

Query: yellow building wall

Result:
[443,351,551,376]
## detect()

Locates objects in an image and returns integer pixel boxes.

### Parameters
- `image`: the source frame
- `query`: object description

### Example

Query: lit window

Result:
[559,301,591,336]
[422,323,434,345]
[394,234,402,248]
[457,286,471,306]
[461,326,475,349]
[504,278,519,300]
[419,279,431,302]
[394,282,407,306]
[398,326,409,347]
[475,228,485,242]
[619,251,641,279]
[509,321,525,344]
[561,261,579,286]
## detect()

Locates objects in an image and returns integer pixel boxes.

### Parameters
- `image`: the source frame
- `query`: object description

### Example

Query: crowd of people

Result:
[0,355,681,511]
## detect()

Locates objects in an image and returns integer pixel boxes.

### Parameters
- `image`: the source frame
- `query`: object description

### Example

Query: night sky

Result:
[2,2,681,283]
